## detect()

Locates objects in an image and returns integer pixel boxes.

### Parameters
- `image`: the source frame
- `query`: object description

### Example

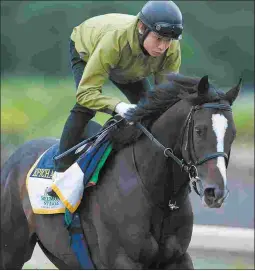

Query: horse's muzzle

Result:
[202,185,229,208]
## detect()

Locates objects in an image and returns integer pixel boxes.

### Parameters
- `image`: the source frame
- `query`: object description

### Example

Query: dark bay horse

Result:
[1,74,241,269]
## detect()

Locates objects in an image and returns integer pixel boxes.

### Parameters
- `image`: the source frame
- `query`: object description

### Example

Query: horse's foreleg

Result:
[161,252,194,270]
[113,247,143,269]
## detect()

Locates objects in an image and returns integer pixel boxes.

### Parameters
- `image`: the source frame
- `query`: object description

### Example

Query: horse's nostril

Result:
[204,187,215,198]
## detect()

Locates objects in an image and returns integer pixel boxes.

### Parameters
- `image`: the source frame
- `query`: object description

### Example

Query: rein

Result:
[53,102,232,200]
[54,118,124,161]
[136,102,232,198]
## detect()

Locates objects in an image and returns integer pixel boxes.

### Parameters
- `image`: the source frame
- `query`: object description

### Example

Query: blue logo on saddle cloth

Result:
[30,144,58,179]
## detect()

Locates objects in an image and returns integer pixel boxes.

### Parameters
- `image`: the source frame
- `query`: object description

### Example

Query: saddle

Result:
[26,115,125,215]
[57,115,124,187]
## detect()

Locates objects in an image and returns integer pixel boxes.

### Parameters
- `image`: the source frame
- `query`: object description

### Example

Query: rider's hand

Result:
[114,102,137,119]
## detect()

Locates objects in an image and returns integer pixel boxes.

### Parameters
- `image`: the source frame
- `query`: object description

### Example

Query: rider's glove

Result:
[114,102,137,124]
[114,102,137,118]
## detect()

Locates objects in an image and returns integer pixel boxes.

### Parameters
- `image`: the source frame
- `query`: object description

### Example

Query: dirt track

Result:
[24,243,254,269]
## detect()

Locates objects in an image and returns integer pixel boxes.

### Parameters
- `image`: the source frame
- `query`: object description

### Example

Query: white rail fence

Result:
[190,225,254,253]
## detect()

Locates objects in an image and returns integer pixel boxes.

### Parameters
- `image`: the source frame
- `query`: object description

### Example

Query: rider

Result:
[48,0,183,194]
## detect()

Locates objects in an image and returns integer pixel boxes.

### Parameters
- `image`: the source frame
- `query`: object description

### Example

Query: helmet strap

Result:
[138,28,150,56]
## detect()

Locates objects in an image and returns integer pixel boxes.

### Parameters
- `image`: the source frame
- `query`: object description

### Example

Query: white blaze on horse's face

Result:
[212,114,228,186]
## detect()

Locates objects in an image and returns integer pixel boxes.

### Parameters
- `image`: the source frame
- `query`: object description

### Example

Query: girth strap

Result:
[67,212,95,269]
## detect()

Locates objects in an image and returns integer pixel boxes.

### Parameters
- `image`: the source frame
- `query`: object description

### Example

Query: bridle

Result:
[53,100,232,200]
[136,102,232,198]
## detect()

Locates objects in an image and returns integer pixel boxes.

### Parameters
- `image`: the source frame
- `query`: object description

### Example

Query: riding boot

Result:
[47,103,95,197]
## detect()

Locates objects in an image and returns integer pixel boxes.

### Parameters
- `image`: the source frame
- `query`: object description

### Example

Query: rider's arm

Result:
[154,41,181,85]
[76,32,122,113]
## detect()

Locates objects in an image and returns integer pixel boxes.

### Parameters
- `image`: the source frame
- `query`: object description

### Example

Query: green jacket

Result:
[71,13,181,112]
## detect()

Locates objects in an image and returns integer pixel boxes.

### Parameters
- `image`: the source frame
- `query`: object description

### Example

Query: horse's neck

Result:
[133,136,175,207]
[133,105,189,206]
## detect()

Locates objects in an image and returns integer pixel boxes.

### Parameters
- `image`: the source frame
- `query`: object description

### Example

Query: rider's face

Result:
[143,31,172,57]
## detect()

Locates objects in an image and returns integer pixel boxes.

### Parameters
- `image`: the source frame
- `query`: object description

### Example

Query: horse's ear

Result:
[225,77,242,105]
[197,75,209,96]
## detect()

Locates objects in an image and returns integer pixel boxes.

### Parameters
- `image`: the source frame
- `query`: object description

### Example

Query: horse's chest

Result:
[159,234,185,261]
[149,207,192,262]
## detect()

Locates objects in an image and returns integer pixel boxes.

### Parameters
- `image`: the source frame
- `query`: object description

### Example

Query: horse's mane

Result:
[109,73,226,151]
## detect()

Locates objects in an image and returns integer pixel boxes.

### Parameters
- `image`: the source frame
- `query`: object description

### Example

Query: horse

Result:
[0,74,241,269]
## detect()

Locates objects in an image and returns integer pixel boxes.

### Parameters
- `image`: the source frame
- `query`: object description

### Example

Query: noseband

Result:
[136,102,232,198]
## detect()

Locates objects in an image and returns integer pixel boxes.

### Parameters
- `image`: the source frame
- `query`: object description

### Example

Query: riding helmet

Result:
[138,0,183,40]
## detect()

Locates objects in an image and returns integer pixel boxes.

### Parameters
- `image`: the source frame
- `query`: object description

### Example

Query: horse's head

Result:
[156,74,242,208]
[112,74,241,209]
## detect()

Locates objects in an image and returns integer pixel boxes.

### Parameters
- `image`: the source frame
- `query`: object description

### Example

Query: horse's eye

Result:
[195,128,203,136]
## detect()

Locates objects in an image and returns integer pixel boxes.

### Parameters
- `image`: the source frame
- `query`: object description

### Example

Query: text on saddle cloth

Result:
[26,136,113,214]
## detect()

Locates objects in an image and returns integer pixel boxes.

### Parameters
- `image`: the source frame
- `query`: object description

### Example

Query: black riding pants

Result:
[55,39,152,172]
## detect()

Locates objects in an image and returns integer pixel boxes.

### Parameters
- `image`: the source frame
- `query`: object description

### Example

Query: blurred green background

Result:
[1,1,254,269]
[1,1,254,159]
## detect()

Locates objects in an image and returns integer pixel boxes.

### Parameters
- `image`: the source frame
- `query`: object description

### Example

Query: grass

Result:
[1,76,253,147]
[1,77,121,144]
